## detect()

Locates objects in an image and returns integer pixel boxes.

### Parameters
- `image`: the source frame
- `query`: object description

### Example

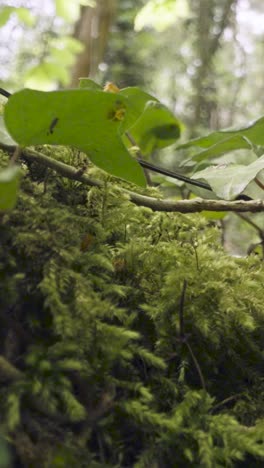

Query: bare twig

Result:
[1,143,264,213]
[179,280,187,340]
[254,177,264,191]
[0,355,23,382]
[177,281,206,391]
[185,341,206,391]
[210,393,244,413]
[236,212,264,238]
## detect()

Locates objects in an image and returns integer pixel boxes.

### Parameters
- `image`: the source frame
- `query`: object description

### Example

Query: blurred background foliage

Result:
[1,0,264,128]
[1,0,264,255]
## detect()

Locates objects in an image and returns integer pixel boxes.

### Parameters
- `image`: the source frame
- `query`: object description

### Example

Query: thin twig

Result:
[254,177,264,191]
[236,213,264,238]
[185,340,206,391]
[210,393,244,413]
[179,280,188,340]
[125,131,152,185]
[177,281,206,390]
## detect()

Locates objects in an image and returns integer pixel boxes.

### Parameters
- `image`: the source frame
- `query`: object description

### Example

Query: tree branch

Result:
[1,143,264,213]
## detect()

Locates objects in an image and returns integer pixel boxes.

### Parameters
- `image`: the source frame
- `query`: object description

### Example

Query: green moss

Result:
[0,149,264,467]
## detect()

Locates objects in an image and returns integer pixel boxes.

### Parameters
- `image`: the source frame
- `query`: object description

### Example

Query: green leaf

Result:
[119,87,182,152]
[4,89,146,187]
[127,100,182,155]
[55,0,81,23]
[192,135,253,162]
[192,155,264,199]
[0,7,13,26]
[16,7,35,26]
[0,6,35,27]
[50,47,77,67]
[62,37,85,53]
[119,86,159,130]
[78,78,102,90]
[134,0,189,32]
[0,166,21,211]
[24,62,70,90]
[0,116,16,146]
[178,116,264,152]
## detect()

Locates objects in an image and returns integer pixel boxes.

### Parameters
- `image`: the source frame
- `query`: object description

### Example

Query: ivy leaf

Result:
[192,155,264,199]
[4,89,146,187]
[0,166,21,211]
[178,116,264,153]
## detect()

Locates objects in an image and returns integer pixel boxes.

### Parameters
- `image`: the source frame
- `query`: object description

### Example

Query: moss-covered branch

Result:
[2,143,264,213]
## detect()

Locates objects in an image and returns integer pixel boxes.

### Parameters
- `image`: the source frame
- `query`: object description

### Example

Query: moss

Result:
[1,148,264,467]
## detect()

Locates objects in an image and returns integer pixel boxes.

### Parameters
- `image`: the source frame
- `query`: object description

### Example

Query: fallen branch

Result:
[1,143,264,213]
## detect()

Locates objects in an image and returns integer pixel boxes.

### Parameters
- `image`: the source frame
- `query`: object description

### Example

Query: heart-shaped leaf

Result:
[4,89,146,187]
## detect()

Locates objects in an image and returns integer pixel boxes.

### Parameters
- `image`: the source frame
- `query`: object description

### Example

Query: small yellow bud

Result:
[103,82,120,93]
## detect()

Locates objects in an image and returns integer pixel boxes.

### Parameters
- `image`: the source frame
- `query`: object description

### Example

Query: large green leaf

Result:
[4,89,146,187]
[119,87,158,129]
[0,116,16,146]
[192,135,253,162]
[78,78,102,90]
[192,155,264,200]
[128,100,181,155]
[178,116,264,153]
[0,166,20,210]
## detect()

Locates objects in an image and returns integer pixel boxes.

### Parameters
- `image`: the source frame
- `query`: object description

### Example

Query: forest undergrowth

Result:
[1,148,264,467]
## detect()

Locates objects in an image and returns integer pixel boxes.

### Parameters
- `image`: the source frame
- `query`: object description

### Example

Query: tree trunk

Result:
[70,0,117,87]
[190,0,237,132]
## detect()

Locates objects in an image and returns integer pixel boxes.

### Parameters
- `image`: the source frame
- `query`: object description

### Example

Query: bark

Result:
[1,143,264,214]
[70,0,117,87]
[191,0,237,132]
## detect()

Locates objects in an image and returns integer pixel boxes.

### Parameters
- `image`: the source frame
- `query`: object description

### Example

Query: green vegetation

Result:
[1,139,264,465]
[1,1,264,466]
